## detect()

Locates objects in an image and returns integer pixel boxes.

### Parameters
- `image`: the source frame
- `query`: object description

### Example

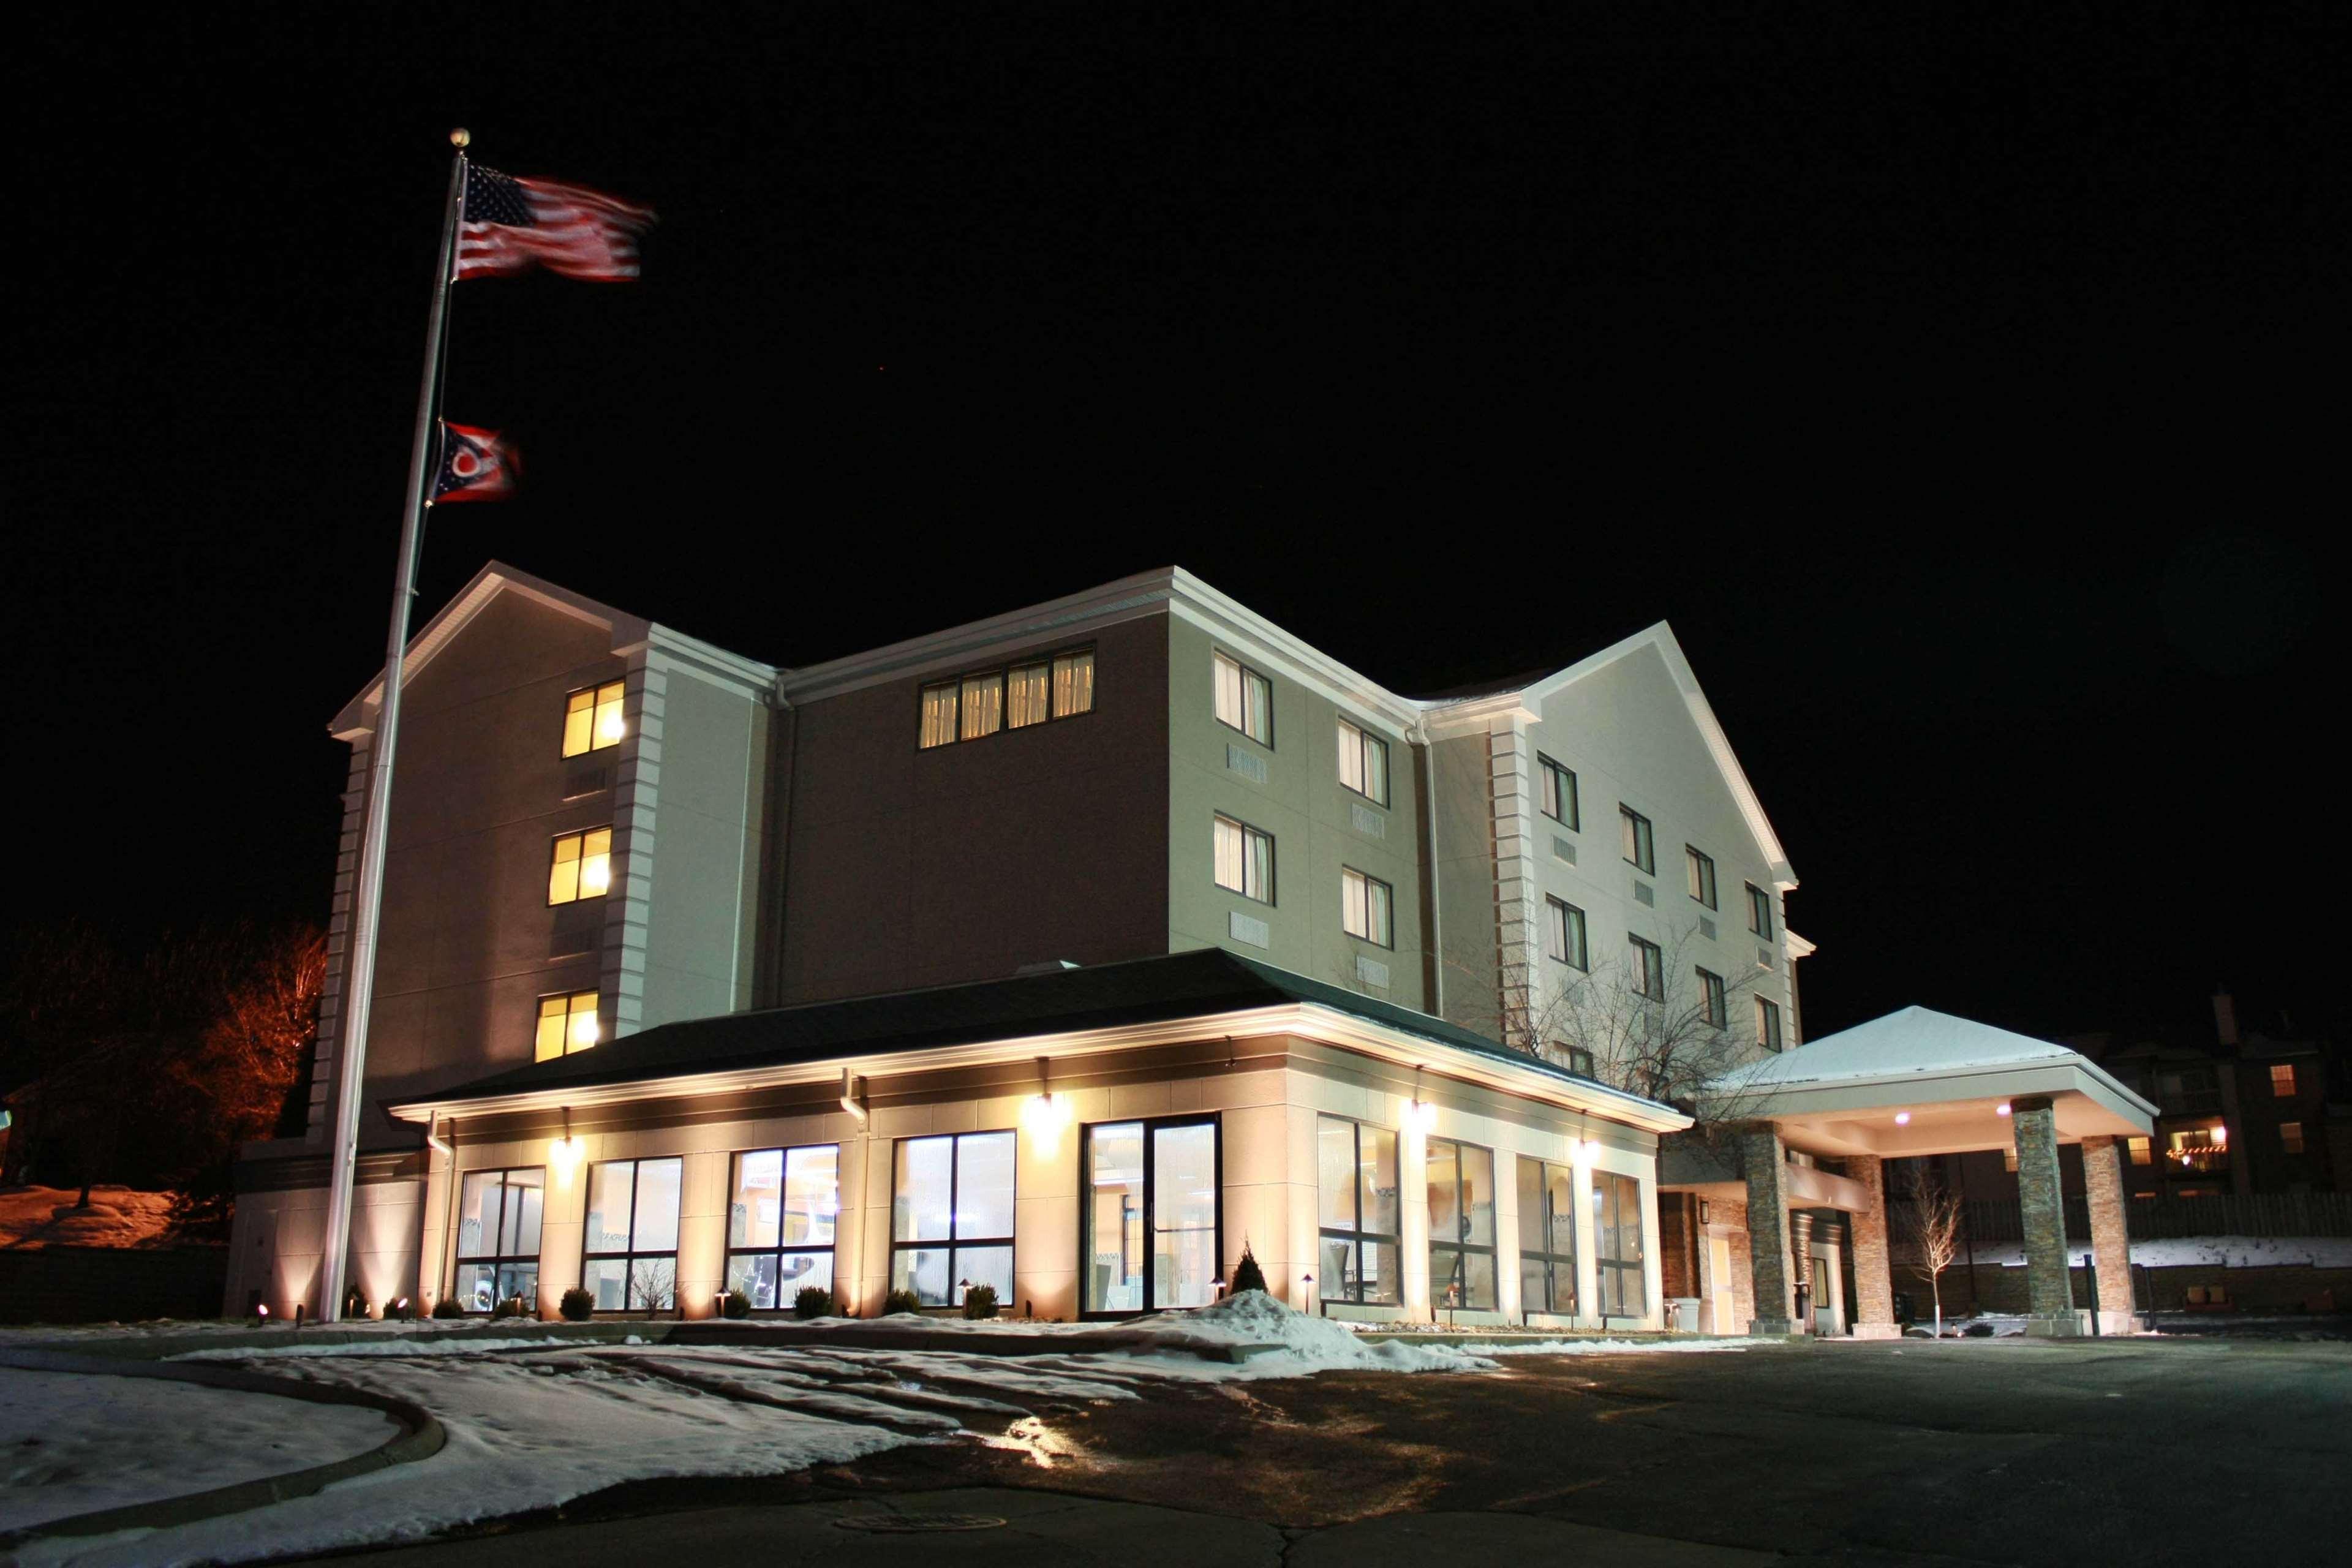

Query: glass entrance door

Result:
[1083,1115,1221,1316]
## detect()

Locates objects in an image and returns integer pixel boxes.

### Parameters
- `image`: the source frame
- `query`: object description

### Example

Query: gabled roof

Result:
[383,947,1687,1132]
[330,561,777,739]
[1419,621,1795,888]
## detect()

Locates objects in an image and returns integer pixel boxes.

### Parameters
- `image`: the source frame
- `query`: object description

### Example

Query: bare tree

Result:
[1901,1169,1963,1337]
[1442,919,1774,1126]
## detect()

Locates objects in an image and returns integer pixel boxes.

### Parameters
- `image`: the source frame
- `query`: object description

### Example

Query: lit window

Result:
[891,1130,1016,1307]
[1007,663,1051,728]
[2165,1127,2229,1174]
[1545,896,1588,970]
[919,682,959,748]
[920,648,1094,748]
[1629,934,1665,1000]
[1317,1115,1400,1305]
[1747,883,1774,939]
[1336,718,1390,805]
[2127,1135,2151,1166]
[1213,815,1275,903]
[1619,806,1655,874]
[1686,846,1717,909]
[582,1156,684,1313]
[452,1166,545,1313]
[1052,650,1095,717]
[1517,1156,1579,1315]
[2271,1063,2297,1098]
[1757,996,1784,1051]
[959,672,1004,741]
[2281,1121,2305,1155]
[1342,867,1393,946]
[534,992,600,1061]
[547,827,612,905]
[726,1144,840,1310]
[1427,1137,1498,1311]
[1592,1170,1646,1317]
[1539,755,1579,829]
[562,680,627,758]
[1698,967,1727,1028]
[1213,651,1273,745]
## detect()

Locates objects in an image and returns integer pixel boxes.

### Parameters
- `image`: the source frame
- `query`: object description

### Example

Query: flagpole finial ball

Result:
[450,128,470,149]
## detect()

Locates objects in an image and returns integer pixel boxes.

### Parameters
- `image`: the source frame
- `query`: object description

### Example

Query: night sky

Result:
[15,10,2339,1052]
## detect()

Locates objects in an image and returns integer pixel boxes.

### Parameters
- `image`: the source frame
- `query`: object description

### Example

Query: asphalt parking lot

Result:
[329,1334,2352,1566]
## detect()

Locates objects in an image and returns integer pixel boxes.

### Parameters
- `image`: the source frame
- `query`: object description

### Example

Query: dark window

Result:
[1620,807,1655,873]
[1757,997,1783,1051]
[1316,1116,1400,1304]
[1539,755,1579,829]
[1629,934,1665,1000]
[1517,1156,1578,1315]
[1427,1137,1498,1311]
[581,1156,684,1313]
[1592,1170,1646,1317]
[1746,883,1774,939]
[1686,846,1717,908]
[1698,967,1727,1028]
[1545,897,1589,970]
[891,1131,1016,1307]
[453,1167,545,1314]
[725,1145,840,1310]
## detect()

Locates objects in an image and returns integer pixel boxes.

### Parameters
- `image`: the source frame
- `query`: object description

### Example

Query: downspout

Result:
[1417,725,1444,1019]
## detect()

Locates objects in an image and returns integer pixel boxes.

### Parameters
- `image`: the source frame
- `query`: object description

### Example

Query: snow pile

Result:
[1970,1235,2352,1270]
[0,1370,393,1534]
[0,1187,181,1250]
[1482,1336,1749,1356]
[1054,1289,1493,1377]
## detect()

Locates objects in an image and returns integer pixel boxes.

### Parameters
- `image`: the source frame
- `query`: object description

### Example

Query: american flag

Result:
[454,166,655,283]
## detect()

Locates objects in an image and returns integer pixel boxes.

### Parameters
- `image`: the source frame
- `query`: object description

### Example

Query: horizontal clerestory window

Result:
[919,649,1095,748]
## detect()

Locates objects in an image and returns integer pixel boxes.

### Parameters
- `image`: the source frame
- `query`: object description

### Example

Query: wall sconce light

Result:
[2209,1124,2226,1147]
[549,1107,584,1182]
[1022,1057,1070,1152]
[1894,1112,1912,1127]
[1996,1102,2011,1117]
[1406,1066,1438,1132]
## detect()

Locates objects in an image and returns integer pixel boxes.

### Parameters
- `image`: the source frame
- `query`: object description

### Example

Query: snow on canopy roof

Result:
[1709,1006,2082,1095]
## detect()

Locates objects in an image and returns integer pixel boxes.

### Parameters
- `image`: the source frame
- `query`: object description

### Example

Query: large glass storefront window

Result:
[453,1166,543,1313]
[1427,1137,1497,1310]
[582,1156,683,1312]
[725,1145,840,1309]
[891,1131,1016,1306]
[1516,1156,1577,1316]
[1084,1117,1221,1315]
[1592,1170,1646,1317]
[1316,1116,1400,1304]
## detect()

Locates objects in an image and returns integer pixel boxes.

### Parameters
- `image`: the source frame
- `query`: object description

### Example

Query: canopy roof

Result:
[1700,1006,2158,1159]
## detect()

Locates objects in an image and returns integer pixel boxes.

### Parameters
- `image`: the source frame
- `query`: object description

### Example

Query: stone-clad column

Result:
[2081,1136,2135,1332]
[1739,1125,1798,1336]
[2013,1096,2079,1336]
[1846,1153,1898,1338]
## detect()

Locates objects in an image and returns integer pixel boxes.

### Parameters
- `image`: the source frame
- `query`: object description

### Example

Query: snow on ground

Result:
[8,1294,1756,1564]
[0,1187,181,1250]
[0,1369,393,1533]
[1964,1235,2352,1270]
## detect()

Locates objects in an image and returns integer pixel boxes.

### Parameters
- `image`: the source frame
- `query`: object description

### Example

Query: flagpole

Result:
[319,129,470,1324]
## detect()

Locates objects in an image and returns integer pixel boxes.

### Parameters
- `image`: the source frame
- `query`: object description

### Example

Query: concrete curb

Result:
[0,1348,445,1548]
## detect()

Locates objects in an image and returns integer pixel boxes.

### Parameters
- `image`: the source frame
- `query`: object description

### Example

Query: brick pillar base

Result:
[1847,1153,1898,1337]
[2014,1097,2082,1336]
[2082,1135,2137,1332]
[1739,1126,1800,1337]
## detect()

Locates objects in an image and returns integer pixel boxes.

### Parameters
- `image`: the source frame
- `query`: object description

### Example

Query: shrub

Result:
[883,1287,923,1316]
[430,1298,465,1320]
[559,1287,595,1322]
[491,1294,528,1321]
[961,1283,999,1321]
[1228,1244,1268,1297]
[721,1289,752,1320]
[793,1285,835,1320]
[344,1286,371,1320]
[382,1298,414,1322]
